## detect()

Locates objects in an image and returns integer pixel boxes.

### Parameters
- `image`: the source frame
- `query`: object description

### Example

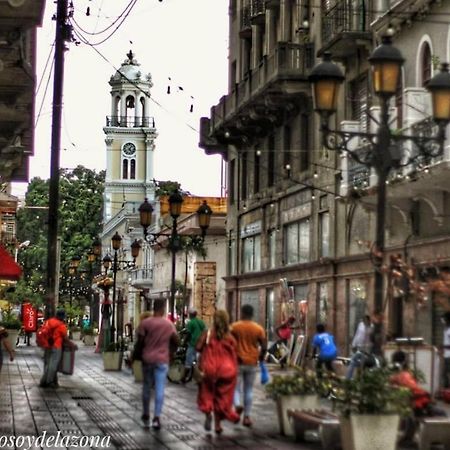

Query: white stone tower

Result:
[103,51,156,223]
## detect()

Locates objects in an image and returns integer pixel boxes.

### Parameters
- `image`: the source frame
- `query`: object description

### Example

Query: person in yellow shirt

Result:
[231,304,267,427]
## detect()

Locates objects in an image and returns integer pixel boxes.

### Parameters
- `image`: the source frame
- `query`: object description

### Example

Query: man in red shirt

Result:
[39,309,73,388]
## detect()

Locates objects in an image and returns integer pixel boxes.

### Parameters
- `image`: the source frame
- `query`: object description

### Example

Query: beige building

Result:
[200,0,450,354]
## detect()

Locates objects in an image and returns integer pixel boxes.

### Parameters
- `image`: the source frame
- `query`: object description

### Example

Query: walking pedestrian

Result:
[139,298,179,430]
[312,323,337,377]
[442,312,450,388]
[346,315,373,379]
[39,309,76,388]
[182,307,206,383]
[231,304,267,427]
[197,309,240,434]
[0,326,15,372]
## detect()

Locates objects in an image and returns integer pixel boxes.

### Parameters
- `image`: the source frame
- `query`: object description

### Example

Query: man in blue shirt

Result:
[312,323,337,377]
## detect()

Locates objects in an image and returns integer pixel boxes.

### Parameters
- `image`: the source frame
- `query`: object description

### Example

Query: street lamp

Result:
[107,232,141,342]
[138,193,213,320]
[309,35,450,355]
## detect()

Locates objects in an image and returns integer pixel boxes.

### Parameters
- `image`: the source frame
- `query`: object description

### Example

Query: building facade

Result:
[0,0,45,181]
[200,0,450,352]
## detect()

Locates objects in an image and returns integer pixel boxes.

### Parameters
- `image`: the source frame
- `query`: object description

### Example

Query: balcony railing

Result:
[130,267,154,286]
[250,0,266,23]
[105,116,155,128]
[240,6,252,38]
[322,0,371,44]
[210,43,314,129]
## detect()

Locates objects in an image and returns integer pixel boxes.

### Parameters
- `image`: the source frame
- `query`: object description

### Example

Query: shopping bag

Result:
[58,346,75,375]
[260,361,269,385]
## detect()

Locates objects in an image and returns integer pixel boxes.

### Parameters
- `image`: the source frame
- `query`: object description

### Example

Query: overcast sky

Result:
[12,0,229,198]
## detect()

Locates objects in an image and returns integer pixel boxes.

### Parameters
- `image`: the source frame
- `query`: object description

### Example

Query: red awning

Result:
[0,245,22,280]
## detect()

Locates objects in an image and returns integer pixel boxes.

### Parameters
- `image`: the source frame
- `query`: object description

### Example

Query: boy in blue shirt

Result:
[312,323,337,376]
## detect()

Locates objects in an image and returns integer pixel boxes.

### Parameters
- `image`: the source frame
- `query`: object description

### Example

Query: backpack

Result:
[36,320,57,348]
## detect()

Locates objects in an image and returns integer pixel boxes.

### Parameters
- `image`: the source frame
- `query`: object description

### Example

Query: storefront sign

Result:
[22,302,37,332]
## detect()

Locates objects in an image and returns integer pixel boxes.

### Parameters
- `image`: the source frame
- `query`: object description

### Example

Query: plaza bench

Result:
[418,417,450,450]
[287,408,341,450]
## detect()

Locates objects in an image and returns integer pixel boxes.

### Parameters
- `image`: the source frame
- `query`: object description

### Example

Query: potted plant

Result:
[82,326,96,346]
[102,340,125,371]
[265,369,323,437]
[69,326,82,341]
[331,367,412,450]
[0,309,21,348]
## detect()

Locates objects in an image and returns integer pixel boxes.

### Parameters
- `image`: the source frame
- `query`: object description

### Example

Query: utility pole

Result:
[45,0,70,318]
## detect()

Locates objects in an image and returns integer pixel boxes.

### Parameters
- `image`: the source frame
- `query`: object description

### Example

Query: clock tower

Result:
[103,51,156,223]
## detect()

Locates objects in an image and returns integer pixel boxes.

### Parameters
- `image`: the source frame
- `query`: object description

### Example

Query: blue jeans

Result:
[40,348,62,386]
[234,365,257,417]
[142,362,168,418]
[184,346,197,368]
[346,351,367,379]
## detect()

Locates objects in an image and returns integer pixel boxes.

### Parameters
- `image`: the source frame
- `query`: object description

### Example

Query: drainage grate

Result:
[72,396,94,400]
[177,434,197,441]
[165,424,187,431]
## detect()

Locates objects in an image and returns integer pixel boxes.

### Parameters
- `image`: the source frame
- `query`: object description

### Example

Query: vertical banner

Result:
[22,302,37,332]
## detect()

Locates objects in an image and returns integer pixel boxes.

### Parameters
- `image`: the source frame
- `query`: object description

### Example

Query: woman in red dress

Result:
[196,309,240,434]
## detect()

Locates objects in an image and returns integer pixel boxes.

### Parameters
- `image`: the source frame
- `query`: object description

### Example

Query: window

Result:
[283,125,291,170]
[229,159,236,205]
[266,288,275,341]
[268,135,275,187]
[228,231,236,275]
[347,279,368,351]
[421,43,432,87]
[285,219,310,264]
[351,74,369,131]
[319,211,330,258]
[300,114,309,170]
[241,290,260,322]
[254,148,260,193]
[241,152,248,200]
[122,159,128,179]
[130,159,136,179]
[317,282,328,324]
[242,234,261,272]
[268,229,276,269]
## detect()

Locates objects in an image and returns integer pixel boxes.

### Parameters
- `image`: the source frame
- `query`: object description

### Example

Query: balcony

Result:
[201,43,313,150]
[105,116,155,128]
[130,267,154,290]
[239,6,252,39]
[250,0,266,25]
[319,0,372,59]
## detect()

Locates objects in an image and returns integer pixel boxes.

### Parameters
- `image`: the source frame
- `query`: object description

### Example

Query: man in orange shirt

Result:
[39,309,74,388]
[231,304,267,427]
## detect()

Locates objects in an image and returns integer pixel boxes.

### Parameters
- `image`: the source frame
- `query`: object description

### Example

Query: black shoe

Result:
[141,414,150,427]
[204,413,212,431]
[151,417,161,430]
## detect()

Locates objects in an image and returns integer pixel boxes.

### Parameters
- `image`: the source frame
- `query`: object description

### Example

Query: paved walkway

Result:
[0,341,311,450]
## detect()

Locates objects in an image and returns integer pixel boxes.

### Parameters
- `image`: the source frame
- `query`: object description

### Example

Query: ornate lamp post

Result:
[138,193,213,320]
[106,232,141,343]
[309,36,450,355]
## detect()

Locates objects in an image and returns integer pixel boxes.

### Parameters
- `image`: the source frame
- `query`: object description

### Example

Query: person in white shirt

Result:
[346,315,373,379]
[442,313,450,388]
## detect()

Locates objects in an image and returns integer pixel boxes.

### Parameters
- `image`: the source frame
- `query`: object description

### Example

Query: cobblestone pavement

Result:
[3,341,446,450]
[0,342,314,450]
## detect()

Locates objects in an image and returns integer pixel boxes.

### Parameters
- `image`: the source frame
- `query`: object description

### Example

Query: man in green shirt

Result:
[183,308,206,382]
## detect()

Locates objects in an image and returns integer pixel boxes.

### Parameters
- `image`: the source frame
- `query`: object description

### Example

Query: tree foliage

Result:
[9,166,105,308]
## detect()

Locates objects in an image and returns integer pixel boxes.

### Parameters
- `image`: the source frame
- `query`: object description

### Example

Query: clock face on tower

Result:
[122,142,136,156]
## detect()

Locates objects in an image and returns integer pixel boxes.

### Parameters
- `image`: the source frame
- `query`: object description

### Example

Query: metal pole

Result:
[372,97,390,356]
[111,251,117,343]
[169,217,178,319]
[46,0,69,318]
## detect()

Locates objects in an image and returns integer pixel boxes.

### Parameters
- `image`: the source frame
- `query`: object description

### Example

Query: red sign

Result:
[22,302,37,332]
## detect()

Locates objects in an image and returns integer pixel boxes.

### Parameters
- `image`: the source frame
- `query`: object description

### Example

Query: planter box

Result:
[276,394,320,437]
[70,331,81,340]
[132,360,143,382]
[5,329,19,348]
[102,351,123,371]
[340,414,400,450]
[83,335,96,346]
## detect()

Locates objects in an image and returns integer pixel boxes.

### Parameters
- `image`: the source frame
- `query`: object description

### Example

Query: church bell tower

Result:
[103,51,156,223]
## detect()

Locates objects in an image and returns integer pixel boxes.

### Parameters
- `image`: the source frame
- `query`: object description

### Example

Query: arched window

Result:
[421,43,432,87]
[130,159,136,179]
[122,159,128,179]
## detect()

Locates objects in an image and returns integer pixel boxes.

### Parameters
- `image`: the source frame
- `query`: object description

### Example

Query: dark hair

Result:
[316,323,325,333]
[391,350,408,368]
[241,304,254,319]
[153,298,166,312]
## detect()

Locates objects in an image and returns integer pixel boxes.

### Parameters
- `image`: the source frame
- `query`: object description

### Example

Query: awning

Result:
[0,245,22,280]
